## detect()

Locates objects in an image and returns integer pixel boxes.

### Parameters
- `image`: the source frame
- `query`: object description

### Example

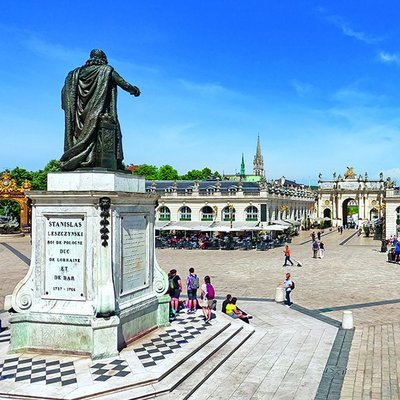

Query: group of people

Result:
[168,268,254,324]
[168,268,216,322]
[312,240,325,258]
[310,232,325,259]
[386,235,400,263]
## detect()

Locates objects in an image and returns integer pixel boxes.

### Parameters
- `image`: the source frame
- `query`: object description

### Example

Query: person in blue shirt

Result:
[395,241,400,262]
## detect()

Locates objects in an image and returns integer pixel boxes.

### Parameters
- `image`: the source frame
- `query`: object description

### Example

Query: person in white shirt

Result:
[283,273,294,306]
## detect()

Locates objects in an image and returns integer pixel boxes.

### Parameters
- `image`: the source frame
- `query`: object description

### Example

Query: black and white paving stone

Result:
[0,357,77,386]
[90,359,131,382]
[133,313,210,368]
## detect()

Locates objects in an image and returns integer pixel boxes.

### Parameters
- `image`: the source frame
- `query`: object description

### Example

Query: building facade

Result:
[317,168,400,238]
[382,186,400,237]
[147,178,316,229]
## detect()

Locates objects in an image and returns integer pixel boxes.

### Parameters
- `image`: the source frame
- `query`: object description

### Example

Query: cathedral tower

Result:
[253,135,265,177]
[240,153,245,178]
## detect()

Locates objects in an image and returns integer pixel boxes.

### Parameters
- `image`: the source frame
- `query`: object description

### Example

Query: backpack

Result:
[206,283,215,300]
[169,276,176,290]
[291,281,295,290]
[191,274,200,290]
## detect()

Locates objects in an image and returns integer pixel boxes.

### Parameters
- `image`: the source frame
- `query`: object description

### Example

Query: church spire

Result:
[253,134,264,177]
[240,153,245,178]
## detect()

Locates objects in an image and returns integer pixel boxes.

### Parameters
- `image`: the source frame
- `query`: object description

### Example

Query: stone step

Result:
[95,319,254,399]
[163,322,255,400]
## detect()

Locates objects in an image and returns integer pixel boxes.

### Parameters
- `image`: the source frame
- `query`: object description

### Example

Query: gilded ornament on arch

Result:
[0,172,31,194]
[344,167,356,179]
[0,172,19,193]
[324,200,330,206]
[22,180,31,190]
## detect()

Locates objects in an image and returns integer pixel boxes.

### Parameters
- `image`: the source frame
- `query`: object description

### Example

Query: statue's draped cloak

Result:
[60,64,123,170]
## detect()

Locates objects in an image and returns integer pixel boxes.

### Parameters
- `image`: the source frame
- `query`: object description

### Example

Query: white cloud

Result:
[378,51,400,65]
[290,79,314,96]
[23,37,85,62]
[318,10,382,45]
[22,37,160,75]
[333,87,386,104]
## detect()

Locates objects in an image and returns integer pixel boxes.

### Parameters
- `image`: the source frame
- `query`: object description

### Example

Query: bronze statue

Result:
[60,49,140,171]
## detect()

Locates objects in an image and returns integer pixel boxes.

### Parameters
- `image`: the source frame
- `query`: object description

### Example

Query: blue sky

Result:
[1,1,400,184]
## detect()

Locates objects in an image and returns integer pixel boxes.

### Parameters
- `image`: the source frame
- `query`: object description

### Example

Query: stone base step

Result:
[96,320,254,399]
[161,322,255,400]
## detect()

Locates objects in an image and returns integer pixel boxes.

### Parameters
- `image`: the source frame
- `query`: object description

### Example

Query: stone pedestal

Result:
[6,171,169,359]
[341,310,354,330]
[275,286,285,303]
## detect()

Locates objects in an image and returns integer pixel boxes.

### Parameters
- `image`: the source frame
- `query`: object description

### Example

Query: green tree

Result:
[158,165,179,180]
[8,167,32,186]
[213,171,222,180]
[31,160,62,190]
[180,167,221,180]
[201,167,212,179]
[131,164,159,180]
[181,169,204,180]
[0,200,21,220]
[347,205,359,217]
[44,159,62,172]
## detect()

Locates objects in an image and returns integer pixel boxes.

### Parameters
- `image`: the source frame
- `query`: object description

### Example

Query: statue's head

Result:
[86,49,108,66]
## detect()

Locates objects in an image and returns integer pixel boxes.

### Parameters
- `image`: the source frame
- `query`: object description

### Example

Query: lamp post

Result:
[376,204,386,240]
[229,204,234,229]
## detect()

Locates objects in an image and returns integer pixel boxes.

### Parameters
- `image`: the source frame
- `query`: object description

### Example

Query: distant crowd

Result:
[157,232,291,251]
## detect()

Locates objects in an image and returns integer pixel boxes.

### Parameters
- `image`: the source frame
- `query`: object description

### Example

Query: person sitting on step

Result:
[225,297,252,323]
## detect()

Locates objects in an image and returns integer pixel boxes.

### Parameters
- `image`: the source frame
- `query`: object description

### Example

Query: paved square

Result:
[1,229,399,399]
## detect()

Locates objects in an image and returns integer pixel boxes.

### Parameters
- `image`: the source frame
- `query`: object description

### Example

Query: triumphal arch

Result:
[317,167,389,227]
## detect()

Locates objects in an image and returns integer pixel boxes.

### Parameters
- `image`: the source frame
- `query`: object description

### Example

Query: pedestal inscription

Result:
[44,215,86,300]
[121,214,149,294]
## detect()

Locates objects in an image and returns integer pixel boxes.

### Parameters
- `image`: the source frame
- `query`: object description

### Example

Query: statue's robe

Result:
[60,64,123,170]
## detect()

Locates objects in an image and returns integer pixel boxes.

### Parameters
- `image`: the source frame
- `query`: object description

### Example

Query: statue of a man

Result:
[60,49,140,171]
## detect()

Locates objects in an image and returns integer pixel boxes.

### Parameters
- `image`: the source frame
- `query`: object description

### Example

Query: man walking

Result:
[283,244,294,266]
[312,240,319,258]
[319,241,325,258]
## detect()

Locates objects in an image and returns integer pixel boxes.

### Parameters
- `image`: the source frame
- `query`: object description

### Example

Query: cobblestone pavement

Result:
[156,229,400,327]
[1,229,400,399]
[340,323,400,400]
[156,230,400,399]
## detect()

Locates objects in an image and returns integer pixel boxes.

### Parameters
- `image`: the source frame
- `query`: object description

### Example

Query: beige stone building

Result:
[147,178,316,231]
[146,138,316,231]
[317,167,400,238]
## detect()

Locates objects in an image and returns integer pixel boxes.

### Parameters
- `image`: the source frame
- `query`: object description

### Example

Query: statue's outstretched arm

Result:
[112,71,140,97]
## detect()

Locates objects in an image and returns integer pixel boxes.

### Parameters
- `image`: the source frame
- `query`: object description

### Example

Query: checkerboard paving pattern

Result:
[0,357,77,386]
[174,314,207,325]
[90,359,131,382]
[0,330,10,343]
[134,322,209,368]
